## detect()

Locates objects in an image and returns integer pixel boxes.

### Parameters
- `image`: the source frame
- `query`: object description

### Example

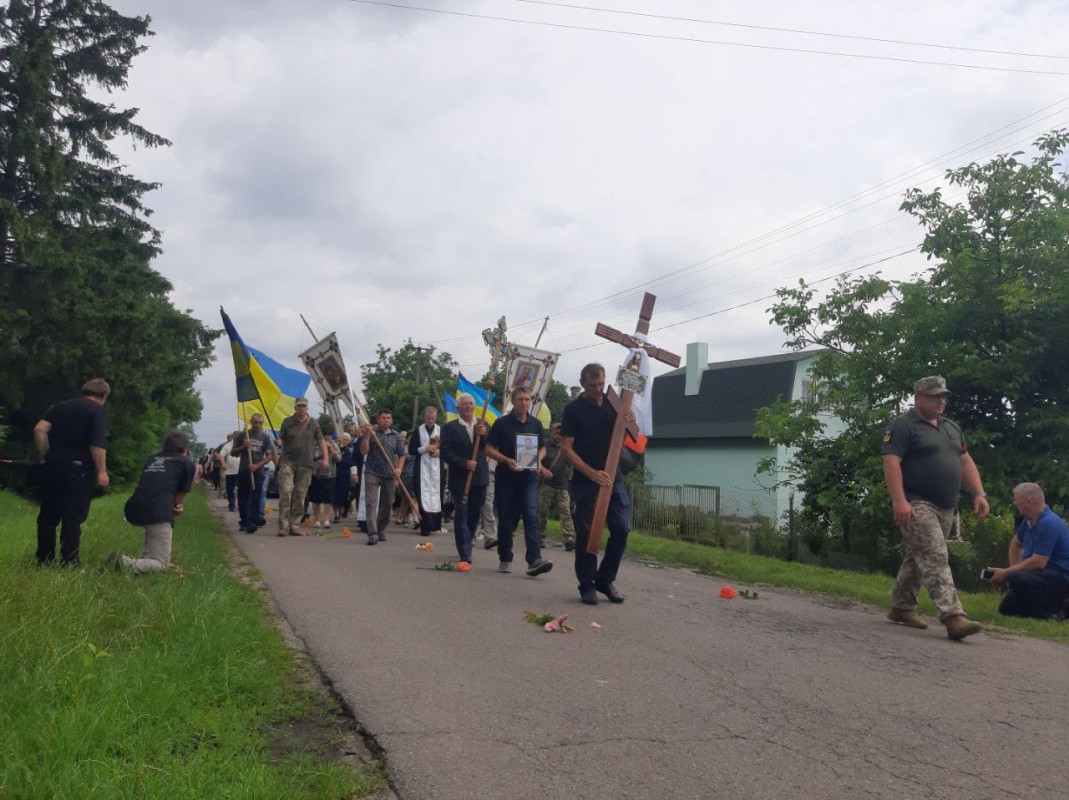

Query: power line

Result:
[345,0,1069,75]
[507,0,1069,60]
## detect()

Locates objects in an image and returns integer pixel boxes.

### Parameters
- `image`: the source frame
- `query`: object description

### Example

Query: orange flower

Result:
[719,586,737,599]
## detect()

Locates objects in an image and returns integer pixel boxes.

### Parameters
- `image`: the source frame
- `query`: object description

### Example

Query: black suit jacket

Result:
[440,419,489,494]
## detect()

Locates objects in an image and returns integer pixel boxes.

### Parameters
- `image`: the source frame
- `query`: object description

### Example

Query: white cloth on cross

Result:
[622,333,653,436]
[416,423,442,513]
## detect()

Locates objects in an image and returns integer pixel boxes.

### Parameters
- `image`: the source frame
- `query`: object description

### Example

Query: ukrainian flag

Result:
[220,308,311,434]
[443,374,502,424]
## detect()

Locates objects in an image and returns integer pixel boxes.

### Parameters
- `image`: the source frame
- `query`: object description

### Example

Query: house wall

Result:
[645,440,779,520]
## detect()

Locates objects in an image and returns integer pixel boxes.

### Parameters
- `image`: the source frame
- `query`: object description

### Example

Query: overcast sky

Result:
[104,0,1069,444]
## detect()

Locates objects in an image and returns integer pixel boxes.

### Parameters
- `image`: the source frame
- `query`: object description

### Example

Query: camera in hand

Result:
[980,567,995,581]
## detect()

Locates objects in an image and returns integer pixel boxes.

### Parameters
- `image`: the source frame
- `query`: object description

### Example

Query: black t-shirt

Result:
[560,394,617,488]
[43,397,107,463]
[881,408,967,510]
[485,412,545,485]
[232,430,276,473]
[124,452,196,526]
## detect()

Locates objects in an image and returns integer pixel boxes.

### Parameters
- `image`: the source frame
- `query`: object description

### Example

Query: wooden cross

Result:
[462,317,508,504]
[587,293,680,554]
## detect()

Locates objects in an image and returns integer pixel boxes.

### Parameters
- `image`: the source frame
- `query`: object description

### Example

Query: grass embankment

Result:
[546,523,1069,643]
[0,487,388,799]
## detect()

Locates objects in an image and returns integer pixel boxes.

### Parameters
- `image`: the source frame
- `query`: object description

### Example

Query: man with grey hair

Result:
[881,375,989,640]
[441,392,490,565]
[989,483,1069,620]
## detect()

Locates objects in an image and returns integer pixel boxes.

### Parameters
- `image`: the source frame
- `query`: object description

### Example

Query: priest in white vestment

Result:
[408,406,443,535]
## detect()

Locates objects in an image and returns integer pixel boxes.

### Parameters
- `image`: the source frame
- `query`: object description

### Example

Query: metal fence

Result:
[630,484,790,556]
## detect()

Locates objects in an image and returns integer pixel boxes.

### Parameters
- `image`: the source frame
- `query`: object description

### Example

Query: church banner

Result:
[299,333,356,423]
[503,343,558,426]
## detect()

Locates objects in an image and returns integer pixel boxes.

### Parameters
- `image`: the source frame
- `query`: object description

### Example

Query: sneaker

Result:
[498,561,512,573]
[277,530,287,537]
[887,608,928,629]
[526,558,553,577]
[484,537,498,550]
[564,541,576,552]
[456,561,472,572]
[945,614,982,640]
[323,520,331,529]
[367,535,378,546]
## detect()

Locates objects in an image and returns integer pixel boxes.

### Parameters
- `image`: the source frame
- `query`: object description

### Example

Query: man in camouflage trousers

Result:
[538,423,576,551]
[881,376,989,640]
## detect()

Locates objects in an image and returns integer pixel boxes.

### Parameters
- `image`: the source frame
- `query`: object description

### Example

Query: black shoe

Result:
[377,534,387,542]
[255,518,266,527]
[366,535,377,545]
[579,586,598,605]
[228,505,236,512]
[526,558,553,577]
[244,526,257,534]
[484,537,498,549]
[595,582,625,603]
[564,542,576,552]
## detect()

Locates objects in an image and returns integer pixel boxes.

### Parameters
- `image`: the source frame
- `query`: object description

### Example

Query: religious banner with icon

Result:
[503,343,559,425]
[300,332,356,430]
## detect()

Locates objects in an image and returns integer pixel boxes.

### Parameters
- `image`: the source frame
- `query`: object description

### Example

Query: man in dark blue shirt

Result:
[560,363,635,606]
[486,386,553,577]
[34,378,110,567]
[107,431,195,574]
[990,483,1069,620]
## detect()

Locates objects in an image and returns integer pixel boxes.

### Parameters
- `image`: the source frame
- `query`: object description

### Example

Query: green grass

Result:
[0,487,389,799]
[544,521,1069,643]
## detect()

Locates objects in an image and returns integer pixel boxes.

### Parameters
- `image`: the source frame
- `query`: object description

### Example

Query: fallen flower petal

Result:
[719,586,737,599]
[590,621,601,628]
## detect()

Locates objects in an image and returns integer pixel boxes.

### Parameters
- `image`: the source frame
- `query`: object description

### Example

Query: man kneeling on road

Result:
[989,483,1069,621]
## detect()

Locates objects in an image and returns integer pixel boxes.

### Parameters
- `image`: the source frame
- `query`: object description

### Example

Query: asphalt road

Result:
[218,494,1068,800]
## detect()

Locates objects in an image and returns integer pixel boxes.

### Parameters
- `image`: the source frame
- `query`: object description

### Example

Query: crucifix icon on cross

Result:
[586,293,680,554]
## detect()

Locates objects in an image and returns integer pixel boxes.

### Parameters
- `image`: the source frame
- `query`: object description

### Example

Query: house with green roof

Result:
[646,344,844,524]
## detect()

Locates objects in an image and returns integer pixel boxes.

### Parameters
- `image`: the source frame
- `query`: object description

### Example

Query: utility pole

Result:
[412,346,423,430]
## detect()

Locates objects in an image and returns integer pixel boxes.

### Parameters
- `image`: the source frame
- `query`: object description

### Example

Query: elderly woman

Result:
[308,435,340,528]
[333,432,360,522]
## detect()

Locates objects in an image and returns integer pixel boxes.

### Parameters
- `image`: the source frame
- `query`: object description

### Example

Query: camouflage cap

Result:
[294,397,309,406]
[550,422,562,430]
[913,375,951,396]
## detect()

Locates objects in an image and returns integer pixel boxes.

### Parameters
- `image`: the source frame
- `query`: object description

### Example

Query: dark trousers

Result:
[36,459,94,565]
[496,475,541,566]
[452,484,486,562]
[224,474,238,510]
[572,477,631,590]
[237,470,265,527]
[999,569,1069,620]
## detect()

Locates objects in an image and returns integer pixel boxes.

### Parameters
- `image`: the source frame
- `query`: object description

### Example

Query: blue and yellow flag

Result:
[443,373,502,424]
[220,308,311,434]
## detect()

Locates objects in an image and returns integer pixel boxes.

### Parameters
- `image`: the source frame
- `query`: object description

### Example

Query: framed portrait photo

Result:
[515,433,540,470]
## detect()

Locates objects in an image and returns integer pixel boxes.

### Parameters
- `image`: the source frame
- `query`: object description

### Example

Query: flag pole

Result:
[221,306,276,489]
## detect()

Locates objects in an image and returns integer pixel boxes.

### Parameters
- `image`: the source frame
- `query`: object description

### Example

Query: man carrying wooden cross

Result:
[560,292,679,605]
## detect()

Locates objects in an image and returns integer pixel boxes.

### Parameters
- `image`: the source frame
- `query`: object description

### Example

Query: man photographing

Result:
[988,483,1069,621]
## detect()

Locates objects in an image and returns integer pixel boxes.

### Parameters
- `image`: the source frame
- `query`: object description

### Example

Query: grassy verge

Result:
[0,487,389,799]
[544,522,1069,643]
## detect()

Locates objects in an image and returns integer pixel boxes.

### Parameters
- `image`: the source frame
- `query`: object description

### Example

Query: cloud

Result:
[103,0,1069,445]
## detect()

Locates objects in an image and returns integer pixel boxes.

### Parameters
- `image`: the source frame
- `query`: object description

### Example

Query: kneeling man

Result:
[990,483,1069,620]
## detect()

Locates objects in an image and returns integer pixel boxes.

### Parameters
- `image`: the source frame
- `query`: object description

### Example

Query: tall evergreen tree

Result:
[0,1,218,482]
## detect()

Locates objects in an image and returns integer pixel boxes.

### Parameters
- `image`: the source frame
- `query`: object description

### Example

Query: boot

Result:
[945,614,982,640]
[887,608,928,629]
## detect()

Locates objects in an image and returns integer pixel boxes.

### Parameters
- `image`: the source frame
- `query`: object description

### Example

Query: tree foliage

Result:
[0,1,218,484]
[544,380,569,424]
[757,130,1069,567]
[360,341,457,431]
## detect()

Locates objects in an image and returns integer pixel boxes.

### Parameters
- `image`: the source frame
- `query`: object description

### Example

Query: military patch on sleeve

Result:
[882,431,891,443]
